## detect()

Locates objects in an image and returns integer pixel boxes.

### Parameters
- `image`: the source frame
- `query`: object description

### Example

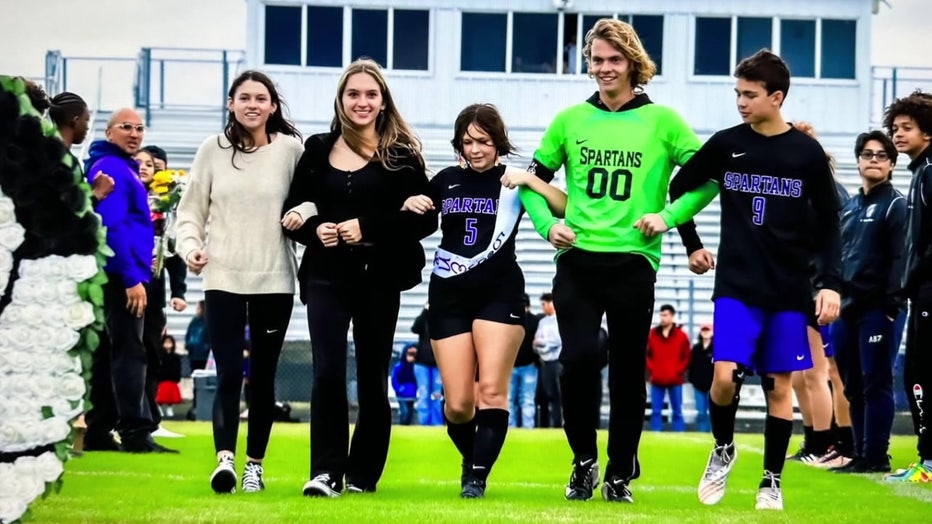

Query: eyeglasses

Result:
[859,150,889,161]
[700,327,711,332]
[111,122,145,133]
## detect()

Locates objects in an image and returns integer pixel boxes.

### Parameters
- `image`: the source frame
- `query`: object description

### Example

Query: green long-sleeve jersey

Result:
[521,93,703,270]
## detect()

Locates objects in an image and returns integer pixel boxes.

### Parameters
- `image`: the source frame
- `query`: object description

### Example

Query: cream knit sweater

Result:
[176,133,306,295]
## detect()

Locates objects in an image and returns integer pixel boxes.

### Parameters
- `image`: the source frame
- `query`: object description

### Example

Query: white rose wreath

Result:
[0,76,108,524]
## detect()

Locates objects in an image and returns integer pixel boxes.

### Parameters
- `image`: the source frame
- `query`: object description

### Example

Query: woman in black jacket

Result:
[282,58,436,497]
[688,324,714,432]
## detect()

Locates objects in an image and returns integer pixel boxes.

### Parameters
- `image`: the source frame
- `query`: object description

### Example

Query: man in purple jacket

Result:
[83,108,171,453]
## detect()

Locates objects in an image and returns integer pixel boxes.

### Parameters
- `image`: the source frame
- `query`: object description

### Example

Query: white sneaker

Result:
[698,443,737,505]
[151,425,185,438]
[302,473,341,497]
[754,471,783,510]
[211,455,236,494]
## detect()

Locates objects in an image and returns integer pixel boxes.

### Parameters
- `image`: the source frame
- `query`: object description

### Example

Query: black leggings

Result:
[205,290,293,459]
[306,278,401,490]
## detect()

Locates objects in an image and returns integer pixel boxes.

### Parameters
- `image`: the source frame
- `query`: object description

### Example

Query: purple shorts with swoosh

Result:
[712,297,812,374]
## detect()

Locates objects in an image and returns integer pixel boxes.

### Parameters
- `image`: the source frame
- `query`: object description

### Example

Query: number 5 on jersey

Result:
[464,218,477,245]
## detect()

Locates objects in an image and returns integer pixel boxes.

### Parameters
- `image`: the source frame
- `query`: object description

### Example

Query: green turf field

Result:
[29,422,930,523]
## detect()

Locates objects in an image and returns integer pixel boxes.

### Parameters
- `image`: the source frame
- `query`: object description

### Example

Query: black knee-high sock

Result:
[802,425,814,451]
[446,413,477,463]
[471,409,509,481]
[763,415,793,480]
[710,398,738,447]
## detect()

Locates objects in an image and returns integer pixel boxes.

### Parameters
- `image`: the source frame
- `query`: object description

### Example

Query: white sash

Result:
[432,184,521,278]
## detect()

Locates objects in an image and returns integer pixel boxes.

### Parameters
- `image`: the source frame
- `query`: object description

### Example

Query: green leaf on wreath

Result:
[55,441,70,462]
[88,285,104,307]
[41,406,54,419]
[84,329,100,352]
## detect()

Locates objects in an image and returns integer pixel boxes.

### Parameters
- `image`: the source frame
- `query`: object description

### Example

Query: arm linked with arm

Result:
[282,144,324,245]
[357,156,438,242]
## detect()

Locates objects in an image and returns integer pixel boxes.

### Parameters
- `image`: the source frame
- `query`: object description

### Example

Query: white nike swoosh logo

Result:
[266,329,279,334]
[448,184,460,189]
[509,313,520,319]
[580,458,594,466]
[822,344,829,349]
[731,152,746,158]
[796,355,805,361]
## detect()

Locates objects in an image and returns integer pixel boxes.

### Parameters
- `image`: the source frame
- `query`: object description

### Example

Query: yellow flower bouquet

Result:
[149,169,186,275]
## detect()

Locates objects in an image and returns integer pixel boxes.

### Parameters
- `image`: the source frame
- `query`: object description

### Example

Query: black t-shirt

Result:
[670,124,842,311]
[427,164,522,284]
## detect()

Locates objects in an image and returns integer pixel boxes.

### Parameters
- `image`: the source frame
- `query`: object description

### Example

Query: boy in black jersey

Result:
[401,104,565,498]
[883,90,932,482]
[635,50,842,510]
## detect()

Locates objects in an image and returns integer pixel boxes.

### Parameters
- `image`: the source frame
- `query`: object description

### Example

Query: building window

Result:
[462,12,665,76]
[780,19,815,78]
[821,19,856,79]
[264,5,301,66]
[306,6,342,67]
[352,9,388,67]
[394,9,430,71]
[513,13,558,73]
[461,13,507,72]
[263,6,429,71]
[631,15,664,74]
[737,17,772,62]
[694,17,731,75]
[694,16,855,79]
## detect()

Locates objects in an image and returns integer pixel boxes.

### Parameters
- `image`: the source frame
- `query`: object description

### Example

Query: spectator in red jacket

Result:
[647,304,691,431]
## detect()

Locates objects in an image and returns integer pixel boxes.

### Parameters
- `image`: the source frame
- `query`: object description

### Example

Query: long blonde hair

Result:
[583,18,657,89]
[331,59,424,171]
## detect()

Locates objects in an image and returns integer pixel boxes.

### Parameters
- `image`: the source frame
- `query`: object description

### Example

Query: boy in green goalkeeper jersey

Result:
[513,18,716,504]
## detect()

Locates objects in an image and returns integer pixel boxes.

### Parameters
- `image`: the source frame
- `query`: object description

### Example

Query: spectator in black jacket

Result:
[831,131,907,474]
[412,304,443,426]
[884,91,932,481]
[510,294,540,428]
[689,324,714,432]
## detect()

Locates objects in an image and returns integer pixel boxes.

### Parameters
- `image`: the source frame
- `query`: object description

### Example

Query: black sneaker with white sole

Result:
[210,455,236,494]
[460,477,486,499]
[242,462,265,493]
[302,473,342,497]
[565,457,600,501]
[602,476,634,503]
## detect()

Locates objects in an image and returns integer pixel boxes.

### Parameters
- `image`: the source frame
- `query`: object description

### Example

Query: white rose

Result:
[0,328,13,348]
[56,280,80,305]
[33,278,61,304]
[0,304,27,326]
[59,372,86,401]
[0,496,28,524]
[0,196,15,227]
[0,249,12,274]
[0,224,24,252]
[4,325,35,351]
[10,278,38,304]
[4,467,45,507]
[0,400,34,420]
[47,327,80,353]
[44,352,81,375]
[66,255,99,281]
[0,421,26,451]
[27,375,59,403]
[0,274,7,296]
[65,302,95,330]
[16,259,42,279]
[33,452,64,483]
[46,397,82,421]
[22,303,47,327]
[2,351,35,376]
[45,256,69,278]
[40,418,70,446]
